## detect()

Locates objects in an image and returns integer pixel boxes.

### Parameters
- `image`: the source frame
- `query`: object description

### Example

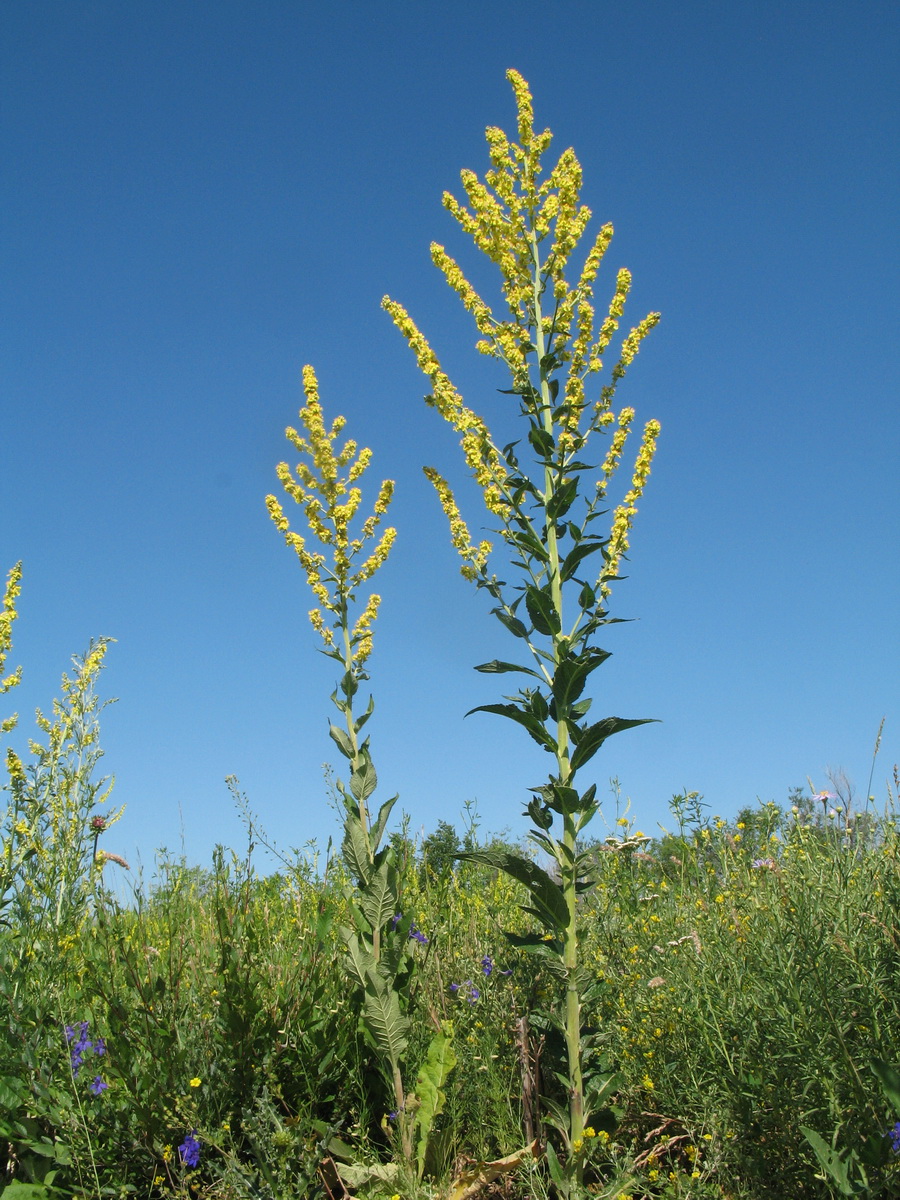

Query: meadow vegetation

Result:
[3,71,897,1200]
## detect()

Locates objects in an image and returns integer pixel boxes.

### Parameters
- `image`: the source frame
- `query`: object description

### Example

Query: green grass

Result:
[3,781,900,1199]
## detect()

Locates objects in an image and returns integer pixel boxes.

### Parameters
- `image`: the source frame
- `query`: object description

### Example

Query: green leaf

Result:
[551,648,610,709]
[525,585,561,636]
[465,703,556,752]
[328,722,355,761]
[569,716,657,773]
[354,693,375,733]
[414,1031,457,1177]
[371,794,398,850]
[474,659,543,680]
[546,477,578,523]
[560,538,604,582]
[492,609,529,639]
[362,981,409,1071]
[544,1141,566,1186]
[459,849,568,932]
[350,759,377,803]
[800,1128,859,1196]
[1,1186,54,1200]
[359,860,398,934]
[528,426,555,458]
[342,930,378,991]
[872,1058,900,1114]
[341,817,372,885]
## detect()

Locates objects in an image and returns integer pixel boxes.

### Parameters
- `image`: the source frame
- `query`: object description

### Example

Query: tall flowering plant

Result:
[267,368,455,1175]
[384,71,661,1190]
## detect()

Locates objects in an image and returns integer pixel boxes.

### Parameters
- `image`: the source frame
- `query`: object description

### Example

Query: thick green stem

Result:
[531,232,585,1169]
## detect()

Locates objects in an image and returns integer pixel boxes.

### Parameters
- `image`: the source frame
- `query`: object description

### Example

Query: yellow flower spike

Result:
[268,365,395,666]
[0,562,23,702]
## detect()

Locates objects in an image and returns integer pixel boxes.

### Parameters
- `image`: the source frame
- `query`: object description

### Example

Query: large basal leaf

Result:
[465,703,556,752]
[569,716,657,773]
[460,848,568,932]
[362,981,409,1071]
[414,1030,457,1176]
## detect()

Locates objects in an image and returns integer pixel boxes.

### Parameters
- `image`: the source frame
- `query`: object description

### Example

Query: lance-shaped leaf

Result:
[569,716,658,773]
[525,585,561,636]
[528,426,555,459]
[465,703,557,753]
[474,659,543,680]
[342,818,372,886]
[491,608,530,639]
[414,1030,457,1177]
[460,849,568,932]
[328,721,355,761]
[551,648,611,709]
[560,537,605,582]
[545,477,578,523]
[371,793,398,851]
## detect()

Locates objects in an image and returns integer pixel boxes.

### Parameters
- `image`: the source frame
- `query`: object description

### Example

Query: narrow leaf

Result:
[474,659,543,680]
[525,585,561,636]
[459,849,568,931]
[328,722,355,761]
[569,716,657,773]
[465,704,556,752]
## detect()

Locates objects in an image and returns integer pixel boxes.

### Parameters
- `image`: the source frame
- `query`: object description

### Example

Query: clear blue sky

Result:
[3,1,898,873]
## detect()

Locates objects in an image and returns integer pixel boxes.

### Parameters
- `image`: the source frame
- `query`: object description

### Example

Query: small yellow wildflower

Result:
[573,1137,583,1152]
[189,1077,201,1088]
[162,1145,172,1162]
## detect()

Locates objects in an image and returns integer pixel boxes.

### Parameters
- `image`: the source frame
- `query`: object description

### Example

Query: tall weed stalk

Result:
[384,70,661,1193]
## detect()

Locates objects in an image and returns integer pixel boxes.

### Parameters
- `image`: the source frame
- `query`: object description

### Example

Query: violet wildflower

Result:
[391,913,402,930]
[89,1076,108,1095]
[409,925,428,945]
[481,955,493,976]
[468,985,480,1003]
[66,1021,93,1076]
[178,1130,201,1168]
[751,858,776,870]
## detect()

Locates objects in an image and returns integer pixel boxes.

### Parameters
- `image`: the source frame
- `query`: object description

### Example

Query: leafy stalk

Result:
[384,70,661,1189]
[267,368,446,1168]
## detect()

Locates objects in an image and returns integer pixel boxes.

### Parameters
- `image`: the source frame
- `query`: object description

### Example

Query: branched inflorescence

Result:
[383,70,663,1181]
[266,364,396,668]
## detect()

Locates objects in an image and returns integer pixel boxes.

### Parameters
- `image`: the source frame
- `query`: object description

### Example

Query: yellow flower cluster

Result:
[600,419,662,595]
[266,365,396,661]
[423,468,492,581]
[0,563,23,727]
